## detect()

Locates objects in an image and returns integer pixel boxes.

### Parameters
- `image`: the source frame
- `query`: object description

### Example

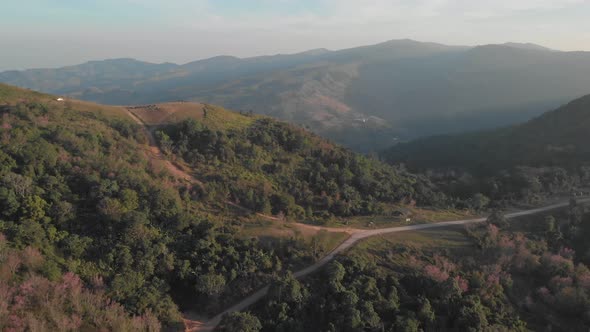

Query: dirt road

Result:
[190,198,590,331]
[120,106,589,331]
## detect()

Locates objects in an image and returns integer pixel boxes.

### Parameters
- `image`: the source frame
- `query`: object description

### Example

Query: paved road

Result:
[190,198,590,331]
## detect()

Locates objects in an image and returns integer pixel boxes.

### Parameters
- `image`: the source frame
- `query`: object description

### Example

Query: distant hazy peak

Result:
[298,48,332,56]
[502,42,553,51]
[376,39,469,49]
[182,55,240,65]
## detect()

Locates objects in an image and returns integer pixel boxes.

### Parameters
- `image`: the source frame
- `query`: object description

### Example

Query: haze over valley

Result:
[4,40,590,151]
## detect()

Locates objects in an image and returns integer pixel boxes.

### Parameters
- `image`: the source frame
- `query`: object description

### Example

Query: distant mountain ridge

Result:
[3,39,590,151]
[501,42,554,51]
[382,93,590,173]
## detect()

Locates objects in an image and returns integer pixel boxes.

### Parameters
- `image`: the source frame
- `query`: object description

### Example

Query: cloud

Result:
[160,0,588,34]
[1,0,589,70]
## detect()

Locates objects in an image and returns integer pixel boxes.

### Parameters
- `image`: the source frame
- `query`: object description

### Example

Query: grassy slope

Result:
[0,83,131,121]
[126,102,257,130]
[350,227,473,274]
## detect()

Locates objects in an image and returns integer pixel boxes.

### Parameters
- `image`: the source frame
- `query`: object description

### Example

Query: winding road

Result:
[190,198,590,331]
[119,105,588,332]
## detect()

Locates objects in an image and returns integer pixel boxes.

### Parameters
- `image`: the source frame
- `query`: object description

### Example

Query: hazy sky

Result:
[2,0,590,71]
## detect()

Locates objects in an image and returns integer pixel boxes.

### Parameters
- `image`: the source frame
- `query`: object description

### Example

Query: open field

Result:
[323,207,477,229]
[353,226,472,254]
[125,102,258,130]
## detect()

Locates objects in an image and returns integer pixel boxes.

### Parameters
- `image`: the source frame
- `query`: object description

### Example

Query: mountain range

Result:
[3,39,590,151]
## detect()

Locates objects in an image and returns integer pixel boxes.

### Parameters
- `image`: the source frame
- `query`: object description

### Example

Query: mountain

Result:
[383,94,590,172]
[502,42,553,51]
[382,94,590,203]
[0,58,177,96]
[3,40,590,152]
[0,83,445,328]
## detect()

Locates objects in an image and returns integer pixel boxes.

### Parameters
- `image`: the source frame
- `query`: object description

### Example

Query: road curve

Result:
[192,198,590,332]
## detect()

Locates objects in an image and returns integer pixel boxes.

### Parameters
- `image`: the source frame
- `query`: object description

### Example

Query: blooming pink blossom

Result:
[424,265,449,283]
[576,272,590,289]
[537,286,554,303]
[454,276,469,293]
[549,276,573,292]
[559,247,575,259]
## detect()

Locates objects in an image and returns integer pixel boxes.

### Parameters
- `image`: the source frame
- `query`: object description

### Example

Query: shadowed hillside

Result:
[383,94,590,172]
[382,94,590,204]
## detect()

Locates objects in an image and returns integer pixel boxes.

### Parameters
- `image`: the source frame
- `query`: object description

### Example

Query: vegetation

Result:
[247,201,590,331]
[0,83,454,329]
[155,113,446,223]
[5,80,588,331]
[6,41,590,152]
[0,84,379,327]
[383,95,590,205]
[0,236,160,331]
[219,312,262,332]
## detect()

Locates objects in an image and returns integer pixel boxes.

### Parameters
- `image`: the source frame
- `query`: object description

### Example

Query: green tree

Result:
[418,297,435,326]
[394,316,420,332]
[487,209,508,228]
[0,187,20,217]
[360,301,381,329]
[468,193,490,211]
[21,195,49,222]
[545,215,563,248]
[327,261,346,292]
[120,188,139,212]
[220,312,262,332]
[456,296,489,332]
[196,273,226,297]
[155,130,173,154]
[268,273,307,305]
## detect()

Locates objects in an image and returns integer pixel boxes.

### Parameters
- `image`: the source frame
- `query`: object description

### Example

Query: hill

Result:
[0,83,444,328]
[243,202,590,332]
[5,40,590,151]
[383,94,590,171]
[382,94,590,203]
[125,100,446,220]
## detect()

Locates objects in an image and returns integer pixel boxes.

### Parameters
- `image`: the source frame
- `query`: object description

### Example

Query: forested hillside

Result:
[383,95,590,205]
[151,106,446,222]
[239,200,590,332]
[0,83,442,329]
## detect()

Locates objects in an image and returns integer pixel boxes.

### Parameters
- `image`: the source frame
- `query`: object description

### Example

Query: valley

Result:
[4,40,590,152]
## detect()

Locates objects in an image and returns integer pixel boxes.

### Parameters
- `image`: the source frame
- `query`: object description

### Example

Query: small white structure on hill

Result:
[56,97,64,102]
